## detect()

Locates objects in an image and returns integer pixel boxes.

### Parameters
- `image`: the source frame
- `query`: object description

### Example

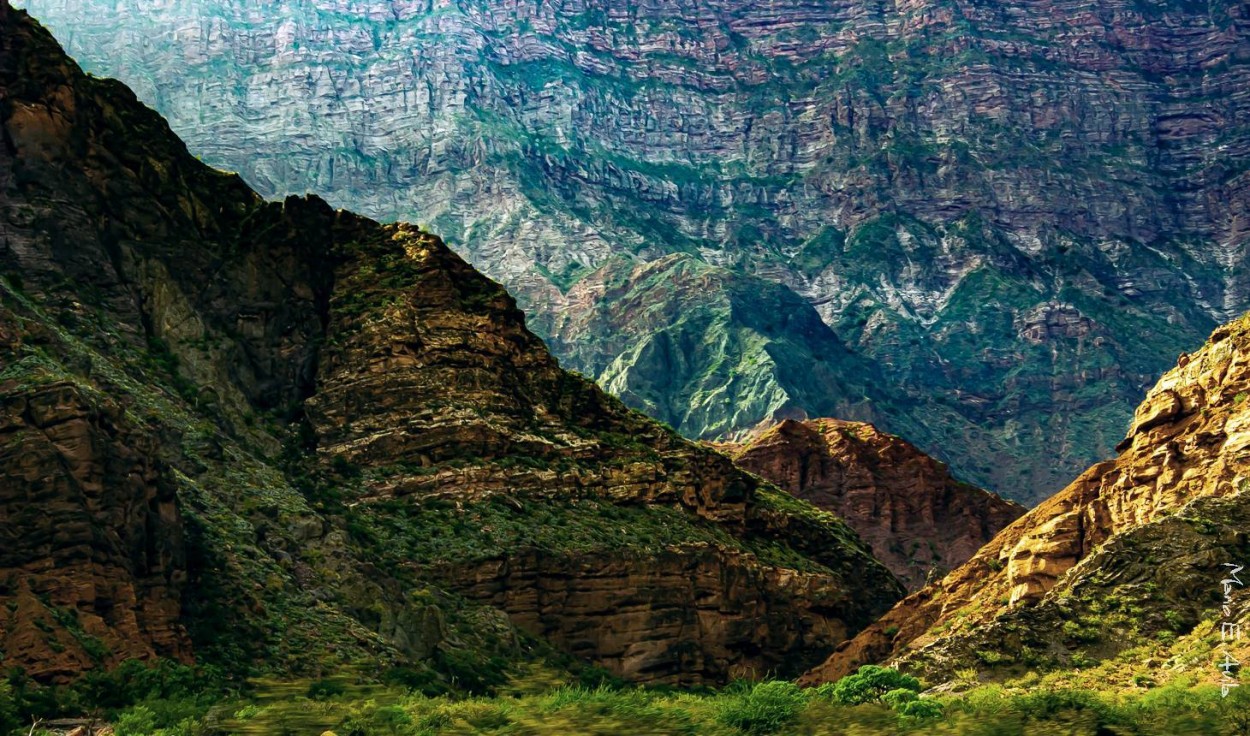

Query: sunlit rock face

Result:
[17,0,1250,503]
[804,314,1250,687]
[722,418,1025,591]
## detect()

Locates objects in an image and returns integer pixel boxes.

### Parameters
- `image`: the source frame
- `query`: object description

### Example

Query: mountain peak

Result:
[725,417,1024,591]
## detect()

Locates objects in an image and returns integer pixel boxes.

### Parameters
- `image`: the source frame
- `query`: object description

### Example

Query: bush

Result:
[73,659,218,711]
[434,648,510,695]
[380,666,448,697]
[718,680,807,734]
[897,699,943,719]
[115,705,158,736]
[574,664,627,691]
[823,665,921,705]
[373,705,413,735]
[1013,688,1130,728]
[0,682,19,736]
[881,688,917,709]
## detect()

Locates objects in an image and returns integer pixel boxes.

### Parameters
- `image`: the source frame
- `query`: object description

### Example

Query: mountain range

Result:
[3,0,1250,733]
[0,2,900,688]
[805,311,1250,693]
[15,0,1250,504]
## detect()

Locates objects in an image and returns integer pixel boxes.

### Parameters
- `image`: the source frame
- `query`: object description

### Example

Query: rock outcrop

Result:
[723,418,1024,591]
[15,0,1250,503]
[0,4,903,687]
[437,545,863,684]
[803,313,1250,686]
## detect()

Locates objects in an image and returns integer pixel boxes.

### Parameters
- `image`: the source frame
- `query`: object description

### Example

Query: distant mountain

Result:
[14,0,1249,504]
[804,313,1250,689]
[0,2,901,687]
[721,418,1024,591]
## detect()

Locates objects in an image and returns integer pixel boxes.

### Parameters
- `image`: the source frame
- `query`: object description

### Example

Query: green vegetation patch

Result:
[352,493,836,576]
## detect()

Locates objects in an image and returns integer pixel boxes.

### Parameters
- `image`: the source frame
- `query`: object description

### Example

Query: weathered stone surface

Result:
[14,0,1250,503]
[723,418,1024,591]
[802,313,1250,686]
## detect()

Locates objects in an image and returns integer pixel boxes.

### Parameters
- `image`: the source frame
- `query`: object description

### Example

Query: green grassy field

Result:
[4,661,1249,736]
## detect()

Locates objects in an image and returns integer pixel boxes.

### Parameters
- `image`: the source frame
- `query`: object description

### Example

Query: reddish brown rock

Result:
[436,546,860,685]
[0,379,188,682]
[723,419,1023,591]
[302,223,905,683]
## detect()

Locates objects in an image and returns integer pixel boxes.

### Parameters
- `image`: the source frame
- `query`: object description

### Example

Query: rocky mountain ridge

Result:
[722,418,1025,591]
[14,0,1250,503]
[0,2,902,686]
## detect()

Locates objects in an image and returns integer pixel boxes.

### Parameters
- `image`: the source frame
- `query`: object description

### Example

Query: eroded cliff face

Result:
[0,376,187,682]
[0,5,903,686]
[436,545,865,685]
[803,314,1250,686]
[15,0,1249,503]
[723,418,1024,591]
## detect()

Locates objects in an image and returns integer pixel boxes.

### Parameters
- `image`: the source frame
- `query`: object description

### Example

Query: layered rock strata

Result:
[724,418,1024,590]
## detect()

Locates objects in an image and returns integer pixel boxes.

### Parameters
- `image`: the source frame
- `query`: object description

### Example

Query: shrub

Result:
[824,665,921,705]
[434,647,510,695]
[115,705,158,736]
[380,666,448,697]
[73,659,217,711]
[1013,688,1130,729]
[0,682,19,736]
[718,680,808,734]
[881,688,917,709]
[897,699,943,719]
[975,649,1013,665]
[373,705,413,735]
[1164,610,1185,631]
[575,664,626,690]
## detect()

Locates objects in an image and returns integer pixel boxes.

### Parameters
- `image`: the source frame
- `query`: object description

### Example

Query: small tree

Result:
[820,665,922,705]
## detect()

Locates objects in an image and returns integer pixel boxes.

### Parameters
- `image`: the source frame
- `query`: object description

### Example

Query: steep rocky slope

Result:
[803,313,1250,687]
[14,0,1250,503]
[722,418,1024,591]
[0,2,903,686]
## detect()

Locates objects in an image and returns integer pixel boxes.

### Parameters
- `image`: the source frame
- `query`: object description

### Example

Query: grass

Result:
[11,665,1250,736]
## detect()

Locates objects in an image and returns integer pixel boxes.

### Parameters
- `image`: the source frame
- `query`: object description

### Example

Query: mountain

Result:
[720,418,1025,591]
[0,1,903,688]
[802,312,1250,689]
[13,0,1249,504]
